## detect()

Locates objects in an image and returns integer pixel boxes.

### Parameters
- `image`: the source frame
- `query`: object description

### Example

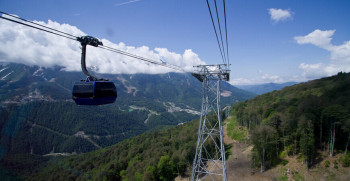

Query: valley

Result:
[1,63,350,181]
[0,63,254,156]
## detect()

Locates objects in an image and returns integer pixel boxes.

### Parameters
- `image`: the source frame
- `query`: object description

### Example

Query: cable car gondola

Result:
[72,36,117,105]
[72,80,117,105]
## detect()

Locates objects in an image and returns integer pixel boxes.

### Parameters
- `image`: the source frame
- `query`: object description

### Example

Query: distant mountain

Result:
[0,62,255,157]
[236,82,298,95]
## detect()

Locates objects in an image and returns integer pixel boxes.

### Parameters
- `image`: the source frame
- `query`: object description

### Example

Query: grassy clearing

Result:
[293,171,305,181]
[226,115,247,142]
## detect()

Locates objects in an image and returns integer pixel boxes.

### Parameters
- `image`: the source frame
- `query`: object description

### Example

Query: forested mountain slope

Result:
[0,62,254,157]
[3,70,350,180]
[2,119,200,181]
[231,72,350,171]
[236,82,298,95]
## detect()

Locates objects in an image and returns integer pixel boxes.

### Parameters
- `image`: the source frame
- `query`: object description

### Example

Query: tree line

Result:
[25,120,200,181]
[232,72,350,171]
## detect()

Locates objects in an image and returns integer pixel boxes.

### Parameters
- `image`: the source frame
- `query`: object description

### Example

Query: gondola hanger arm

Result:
[76,36,105,81]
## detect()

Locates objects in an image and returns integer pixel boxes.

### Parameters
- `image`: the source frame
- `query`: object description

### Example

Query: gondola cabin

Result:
[72,81,117,105]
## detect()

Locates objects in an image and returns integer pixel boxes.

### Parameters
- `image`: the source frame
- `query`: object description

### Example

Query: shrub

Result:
[294,171,305,181]
[279,150,287,158]
[324,160,330,168]
[280,175,288,181]
[281,159,288,166]
[157,155,176,181]
[339,153,350,167]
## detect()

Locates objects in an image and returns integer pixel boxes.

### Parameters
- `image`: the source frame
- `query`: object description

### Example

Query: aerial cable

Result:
[213,0,227,65]
[206,0,226,65]
[0,15,76,41]
[98,45,186,72]
[0,11,77,39]
[0,10,187,73]
[223,0,230,67]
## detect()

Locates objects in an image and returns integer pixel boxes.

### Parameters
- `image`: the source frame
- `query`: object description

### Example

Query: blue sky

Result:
[1,0,349,85]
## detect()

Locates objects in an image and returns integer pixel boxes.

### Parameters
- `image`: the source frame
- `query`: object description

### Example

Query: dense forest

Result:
[232,72,350,172]
[2,120,199,181]
[1,114,229,181]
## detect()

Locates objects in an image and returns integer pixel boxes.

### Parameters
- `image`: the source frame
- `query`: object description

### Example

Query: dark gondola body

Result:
[72,36,118,105]
[72,81,117,105]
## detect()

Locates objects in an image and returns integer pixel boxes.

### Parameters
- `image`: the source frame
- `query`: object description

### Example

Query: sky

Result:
[0,0,349,85]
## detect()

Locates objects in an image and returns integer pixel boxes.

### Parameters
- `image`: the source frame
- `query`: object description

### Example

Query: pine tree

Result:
[299,117,315,169]
[251,125,277,172]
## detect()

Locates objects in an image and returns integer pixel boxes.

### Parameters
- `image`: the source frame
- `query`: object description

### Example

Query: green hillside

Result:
[0,63,253,180]
[2,120,199,181]
[2,71,350,180]
[231,72,350,171]
[0,63,255,157]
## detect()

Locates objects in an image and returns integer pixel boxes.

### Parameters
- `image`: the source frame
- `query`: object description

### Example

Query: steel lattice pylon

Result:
[191,64,229,181]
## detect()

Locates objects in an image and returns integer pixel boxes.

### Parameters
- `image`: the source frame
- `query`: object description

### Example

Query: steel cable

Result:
[0,11,188,73]
[213,0,227,65]
[206,0,226,65]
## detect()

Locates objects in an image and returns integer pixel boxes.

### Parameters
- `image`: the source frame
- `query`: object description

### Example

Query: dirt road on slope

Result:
[224,122,271,181]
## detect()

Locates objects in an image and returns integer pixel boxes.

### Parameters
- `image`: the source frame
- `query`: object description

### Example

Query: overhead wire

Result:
[213,0,227,65]
[0,11,186,73]
[205,0,230,68]
[0,15,76,41]
[222,0,230,66]
[98,45,186,72]
[206,0,226,65]
[0,11,77,39]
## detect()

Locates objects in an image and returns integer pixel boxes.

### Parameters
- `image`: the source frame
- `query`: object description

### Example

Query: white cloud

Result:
[0,14,205,74]
[330,40,350,64]
[229,78,253,85]
[298,63,327,79]
[261,73,283,83]
[299,62,321,70]
[230,71,285,85]
[114,0,140,7]
[224,29,350,86]
[294,29,335,49]
[294,29,350,78]
[268,8,293,23]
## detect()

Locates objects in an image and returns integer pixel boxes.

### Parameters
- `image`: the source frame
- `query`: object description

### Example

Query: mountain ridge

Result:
[0,62,255,156]
[236,81,298,95]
